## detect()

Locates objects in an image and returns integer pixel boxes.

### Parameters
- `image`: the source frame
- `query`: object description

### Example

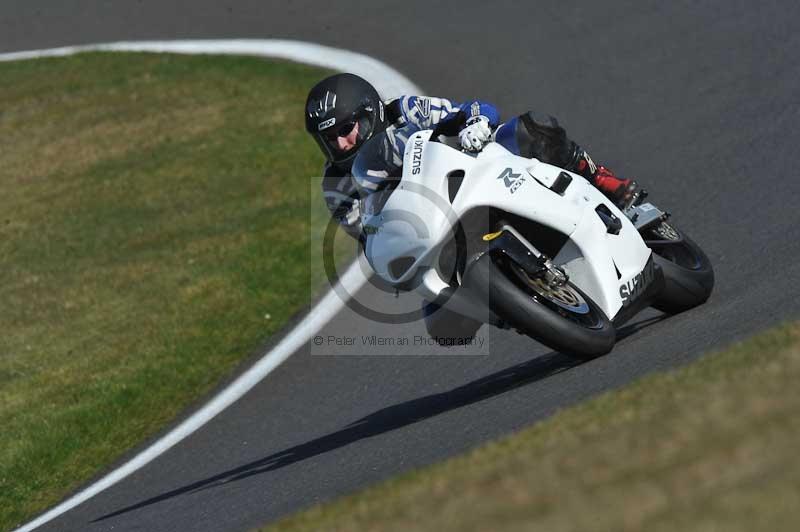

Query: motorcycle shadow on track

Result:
[94,315,666,523]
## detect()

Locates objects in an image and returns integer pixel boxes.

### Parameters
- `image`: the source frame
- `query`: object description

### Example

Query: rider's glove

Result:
[335,198,363,241]
[459,115,492,152]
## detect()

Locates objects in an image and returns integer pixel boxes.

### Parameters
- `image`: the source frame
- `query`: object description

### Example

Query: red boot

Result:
[571,150,641,209]
[593,166,640,209]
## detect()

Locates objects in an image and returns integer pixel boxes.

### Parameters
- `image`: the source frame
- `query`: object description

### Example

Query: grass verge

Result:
[0,52,350,529]
[261,322,800,532]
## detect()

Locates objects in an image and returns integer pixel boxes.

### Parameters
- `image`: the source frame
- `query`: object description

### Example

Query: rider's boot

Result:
[593,166,641,210]
[570,148,642,210]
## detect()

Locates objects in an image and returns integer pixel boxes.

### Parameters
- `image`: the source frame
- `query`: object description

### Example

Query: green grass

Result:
[260,322,800,532]
[0,52,358,529]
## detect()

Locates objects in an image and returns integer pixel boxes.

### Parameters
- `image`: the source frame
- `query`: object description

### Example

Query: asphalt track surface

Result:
[4,2,800,531]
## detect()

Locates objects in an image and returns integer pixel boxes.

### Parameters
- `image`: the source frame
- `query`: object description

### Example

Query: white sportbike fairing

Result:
[354,127,713,357]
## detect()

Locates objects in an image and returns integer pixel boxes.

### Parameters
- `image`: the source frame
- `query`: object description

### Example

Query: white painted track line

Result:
[4,39,421,532]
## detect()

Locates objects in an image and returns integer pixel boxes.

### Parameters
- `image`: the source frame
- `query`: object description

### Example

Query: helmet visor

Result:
[318,112,374,163]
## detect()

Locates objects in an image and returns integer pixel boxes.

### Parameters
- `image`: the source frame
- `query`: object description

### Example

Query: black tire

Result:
[462,253,616,359]
[423,300,483,347]
[645,222,714,314]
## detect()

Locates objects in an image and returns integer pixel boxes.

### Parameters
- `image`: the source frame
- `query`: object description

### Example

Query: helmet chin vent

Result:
[389,256,416,280]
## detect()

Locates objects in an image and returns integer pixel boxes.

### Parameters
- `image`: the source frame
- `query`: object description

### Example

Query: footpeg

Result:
[626,202,667,231]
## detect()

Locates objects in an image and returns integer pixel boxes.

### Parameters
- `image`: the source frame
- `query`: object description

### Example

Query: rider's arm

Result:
[321,162,362,241]
[453,99,500,128]
[386,95,500,131]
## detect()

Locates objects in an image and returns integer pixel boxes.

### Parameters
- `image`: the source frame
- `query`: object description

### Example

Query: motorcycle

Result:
[351,124,714,358]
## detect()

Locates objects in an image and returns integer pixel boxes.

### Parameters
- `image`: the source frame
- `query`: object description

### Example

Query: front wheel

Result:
[645,221,714,314]
[423,300,483,347]
[462,253,616,359]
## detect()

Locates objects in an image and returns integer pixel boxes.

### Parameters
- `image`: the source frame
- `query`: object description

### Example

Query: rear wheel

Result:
[645,221,714,313]
[462,253,616,359]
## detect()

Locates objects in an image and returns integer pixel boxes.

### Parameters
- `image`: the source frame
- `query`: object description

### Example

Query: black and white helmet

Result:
[305,73,387,167]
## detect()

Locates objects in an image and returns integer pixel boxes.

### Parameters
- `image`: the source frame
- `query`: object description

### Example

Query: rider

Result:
[305,73,640,240]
